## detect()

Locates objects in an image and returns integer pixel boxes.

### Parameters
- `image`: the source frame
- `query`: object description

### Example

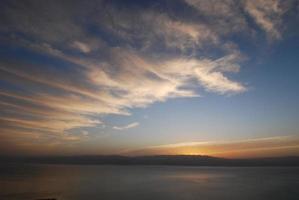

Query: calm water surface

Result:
[0,164,298,200]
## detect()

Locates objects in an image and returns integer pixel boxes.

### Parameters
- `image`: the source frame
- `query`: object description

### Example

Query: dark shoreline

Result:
[1,155,299,167]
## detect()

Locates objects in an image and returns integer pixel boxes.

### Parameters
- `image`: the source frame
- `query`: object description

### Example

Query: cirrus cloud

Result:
[0,0,294,153]
[113,122,140,131]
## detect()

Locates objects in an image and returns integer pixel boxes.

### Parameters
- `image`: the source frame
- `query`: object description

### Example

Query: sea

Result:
[0,164,299,200]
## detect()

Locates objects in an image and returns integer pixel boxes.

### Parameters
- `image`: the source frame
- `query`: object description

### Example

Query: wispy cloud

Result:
[0,45,245,136]
[122,135,299,158]
[244,0,285,39]
[185,0,249,34]
[113,122,139,131]
[0,0,295,153]
[71,41,92,53]
[185,0,291,40]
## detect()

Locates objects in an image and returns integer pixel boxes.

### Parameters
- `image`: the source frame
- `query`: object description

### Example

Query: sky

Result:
[0,0,299,158]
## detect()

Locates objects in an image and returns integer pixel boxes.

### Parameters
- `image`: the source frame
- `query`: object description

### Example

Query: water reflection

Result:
[0,164,299,200]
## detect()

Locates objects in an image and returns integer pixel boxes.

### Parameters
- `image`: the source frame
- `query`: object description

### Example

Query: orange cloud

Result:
[122,136,299,158]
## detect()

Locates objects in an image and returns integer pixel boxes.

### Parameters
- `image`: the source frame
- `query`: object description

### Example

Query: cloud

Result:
[1,1,85,44]
[122,135,299,158]
[144,13,218,51]
[244,0,285,39]
[185,0,292,40]
[71,41,92,53]
[81,130,89,136]
[113,122,139,131]
[185,0,249,35]
[1,0,293,153]
[0,0,245,150]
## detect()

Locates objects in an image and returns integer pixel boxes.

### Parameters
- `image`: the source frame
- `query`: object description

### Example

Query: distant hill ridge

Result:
[1,155,299,166]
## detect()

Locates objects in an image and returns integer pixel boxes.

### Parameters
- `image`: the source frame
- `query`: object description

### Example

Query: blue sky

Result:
[0,0,299,157]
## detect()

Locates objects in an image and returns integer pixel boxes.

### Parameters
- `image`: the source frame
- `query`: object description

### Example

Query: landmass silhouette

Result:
[1,155,299,166]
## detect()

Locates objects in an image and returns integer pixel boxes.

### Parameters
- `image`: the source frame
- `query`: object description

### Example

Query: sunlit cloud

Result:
[184,0,249,35]
[0,0,296,154]
[244,0,285,39]
[185,0,293,40]
[122,136,299,158]
[0,45,245,139]
[113,122,140,131]
[71,41,92,53]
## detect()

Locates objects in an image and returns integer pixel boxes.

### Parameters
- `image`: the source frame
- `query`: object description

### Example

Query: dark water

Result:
[0,164,299,200]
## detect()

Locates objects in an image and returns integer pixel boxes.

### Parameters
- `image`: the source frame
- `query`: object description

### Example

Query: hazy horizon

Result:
[2,136,299,159]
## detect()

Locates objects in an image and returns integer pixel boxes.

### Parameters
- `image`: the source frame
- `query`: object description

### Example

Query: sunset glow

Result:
[0,0,299,158]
